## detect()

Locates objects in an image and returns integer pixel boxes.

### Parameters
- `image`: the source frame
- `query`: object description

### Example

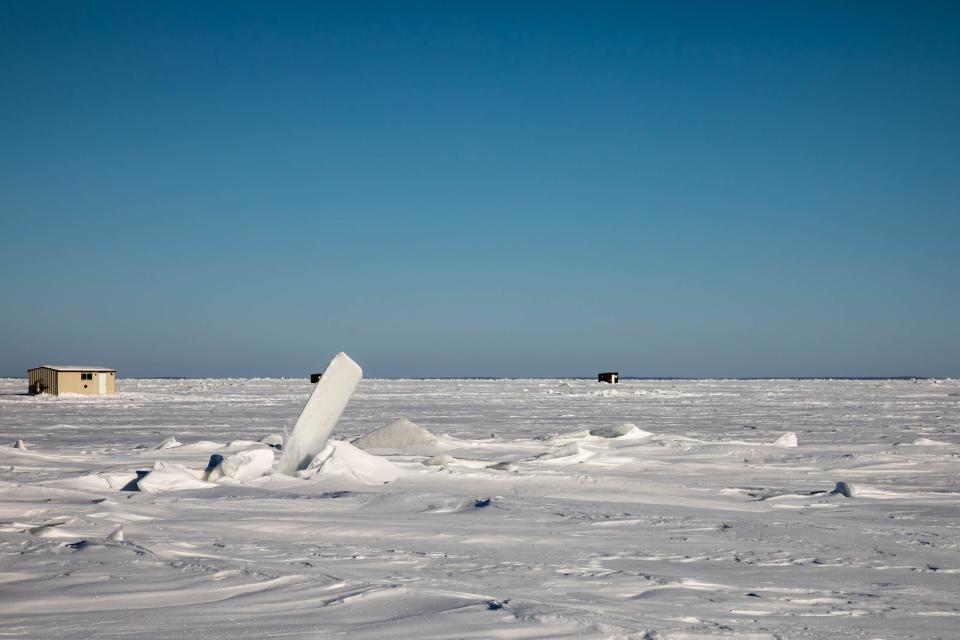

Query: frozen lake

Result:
[1,377,959,639]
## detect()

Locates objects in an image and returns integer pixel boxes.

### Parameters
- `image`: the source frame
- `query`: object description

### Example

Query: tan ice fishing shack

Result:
[28,365,116,396]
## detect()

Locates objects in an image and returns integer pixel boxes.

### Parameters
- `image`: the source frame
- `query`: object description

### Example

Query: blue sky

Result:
[1,1,958,378]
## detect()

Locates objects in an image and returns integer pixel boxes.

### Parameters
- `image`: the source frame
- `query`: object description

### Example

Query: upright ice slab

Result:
[276,352,363,476]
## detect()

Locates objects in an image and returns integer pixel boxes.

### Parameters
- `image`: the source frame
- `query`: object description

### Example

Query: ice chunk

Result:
[203,454,224,479]
[107,526,124,542]
[153,436,181,450]
[590,423,653,439]
[912,437,950,446]
[297,440,400,484]
[13,439,28,450]
[137,461,216,493]
[423,454,454,467]
[833,481,857,497]
[207,448,275,482]
[259,434,283,448]
[277,352,362,476]
[771,432,798,448]
[353,418,437,451]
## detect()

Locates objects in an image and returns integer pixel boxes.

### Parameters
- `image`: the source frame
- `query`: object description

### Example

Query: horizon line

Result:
[0,374,949,382]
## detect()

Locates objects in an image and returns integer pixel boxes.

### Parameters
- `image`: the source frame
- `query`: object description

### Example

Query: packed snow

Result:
[1,376,959,639]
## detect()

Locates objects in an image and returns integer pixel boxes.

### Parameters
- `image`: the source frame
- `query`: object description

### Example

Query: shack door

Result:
[98,373,107,395]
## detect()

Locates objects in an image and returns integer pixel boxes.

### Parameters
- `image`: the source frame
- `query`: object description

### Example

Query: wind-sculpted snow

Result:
[1,377,959,639]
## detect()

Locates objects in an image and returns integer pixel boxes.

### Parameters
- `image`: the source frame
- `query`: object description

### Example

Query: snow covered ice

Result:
[1,376,960,639]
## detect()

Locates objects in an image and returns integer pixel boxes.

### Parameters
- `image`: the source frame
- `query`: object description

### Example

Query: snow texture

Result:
[1,376,959,639]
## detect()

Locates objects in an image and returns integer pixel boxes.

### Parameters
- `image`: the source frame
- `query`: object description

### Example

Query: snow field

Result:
[1,377,959,639]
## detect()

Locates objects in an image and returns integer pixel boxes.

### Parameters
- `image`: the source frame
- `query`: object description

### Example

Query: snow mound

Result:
[207,448,275,482]
[353,418,437,451]
[14,439,28,450]
[535,443,594,464]
[590,423,653,439]
[30,520,82,539]
[537,429,591,442]
[423,454,454,467]
[137,461,216,492]
[912,437,950,446]
[771,432,798,448]
[165,440,224,453]
[222,440,269,453]
[62,471,139,491]
[297,440,401,484]
[174,440,226,453]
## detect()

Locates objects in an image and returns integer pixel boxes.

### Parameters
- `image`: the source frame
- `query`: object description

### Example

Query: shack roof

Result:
[30,365,116,372]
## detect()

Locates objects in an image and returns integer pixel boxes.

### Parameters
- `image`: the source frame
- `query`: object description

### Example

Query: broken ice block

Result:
[276,352,362,476]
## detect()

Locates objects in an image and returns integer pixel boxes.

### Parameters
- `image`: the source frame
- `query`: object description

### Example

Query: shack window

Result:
[81,372,93,380]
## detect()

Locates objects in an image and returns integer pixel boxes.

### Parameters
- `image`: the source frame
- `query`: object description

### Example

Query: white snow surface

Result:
[1,376,959,639]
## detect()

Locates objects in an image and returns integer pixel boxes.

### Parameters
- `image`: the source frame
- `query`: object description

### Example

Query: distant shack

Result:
[598,371,619,384]
[28,365,116,396]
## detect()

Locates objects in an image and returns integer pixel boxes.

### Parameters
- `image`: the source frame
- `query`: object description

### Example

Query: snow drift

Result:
[297,440,401,484]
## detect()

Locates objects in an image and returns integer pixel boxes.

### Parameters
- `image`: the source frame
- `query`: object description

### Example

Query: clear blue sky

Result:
[2,1,958,378]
